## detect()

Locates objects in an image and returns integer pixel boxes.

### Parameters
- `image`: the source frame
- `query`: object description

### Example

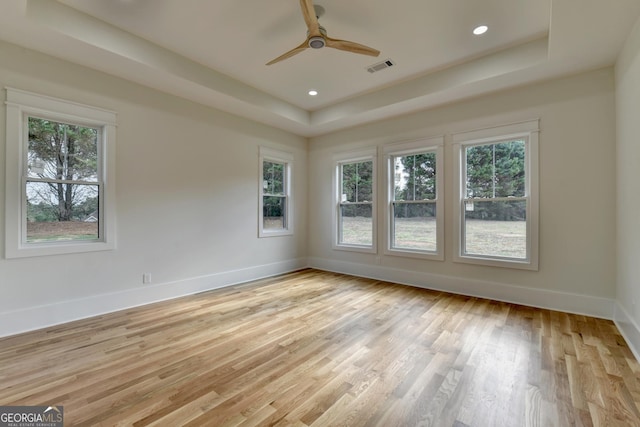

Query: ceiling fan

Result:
[266,0,381,65]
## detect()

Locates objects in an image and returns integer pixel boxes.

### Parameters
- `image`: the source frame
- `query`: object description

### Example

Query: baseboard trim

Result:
[308,257,615,320]
[0,258,307,338]
[614,302,640,361]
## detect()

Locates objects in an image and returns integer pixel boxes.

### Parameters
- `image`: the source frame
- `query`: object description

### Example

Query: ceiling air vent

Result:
[367,59,395,74]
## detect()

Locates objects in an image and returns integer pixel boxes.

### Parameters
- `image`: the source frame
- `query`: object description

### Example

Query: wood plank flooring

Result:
[1,269,640,426]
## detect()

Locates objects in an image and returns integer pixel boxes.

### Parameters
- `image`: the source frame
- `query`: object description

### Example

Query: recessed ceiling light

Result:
[473,25,488,35]
[308,90,318,96]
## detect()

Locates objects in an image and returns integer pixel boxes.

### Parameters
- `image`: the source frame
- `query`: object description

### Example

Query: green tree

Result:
[393,153,436,219]
[342,161,373,202]
[341,161,373,218]
[465,140,526,220]
[27,118,98,221]
[396,153,436,200]
[75,196,99,219]
[26,201,58,222]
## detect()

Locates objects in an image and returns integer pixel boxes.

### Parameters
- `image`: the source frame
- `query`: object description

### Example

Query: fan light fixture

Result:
[309,37,325,49]
[473,25,488,35]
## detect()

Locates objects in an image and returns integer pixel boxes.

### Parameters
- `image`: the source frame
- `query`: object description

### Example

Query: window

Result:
[5,88,116,258]
[333,148,376,252]
[383,137,444,260]
[259,147,293,237]
[453,120,539,270]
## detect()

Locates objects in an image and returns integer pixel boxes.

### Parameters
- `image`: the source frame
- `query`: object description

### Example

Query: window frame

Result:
[383,137,444,260]
[332,148,377,253]
[452,120,539,270]
[258,146,293,238]
[5,87,117,259]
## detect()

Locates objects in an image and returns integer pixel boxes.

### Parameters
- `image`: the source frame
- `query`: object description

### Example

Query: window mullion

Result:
[25,177,100,186]
[464,196,528,203]
[392,200,436,205]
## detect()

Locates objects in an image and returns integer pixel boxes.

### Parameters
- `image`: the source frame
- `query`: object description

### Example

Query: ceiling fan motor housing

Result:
[309,36,325,49]
[308,26,328,49]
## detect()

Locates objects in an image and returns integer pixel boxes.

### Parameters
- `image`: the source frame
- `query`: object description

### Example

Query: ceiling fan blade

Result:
[325,36,380,57]
[266,40,309,65]
[300,0,321,37]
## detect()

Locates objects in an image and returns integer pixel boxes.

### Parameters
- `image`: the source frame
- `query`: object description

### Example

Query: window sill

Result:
[6,240,116,259]
[258,229,293,238]
[333,244,377,254]
[453,254,538,271]
[384,248,444,261]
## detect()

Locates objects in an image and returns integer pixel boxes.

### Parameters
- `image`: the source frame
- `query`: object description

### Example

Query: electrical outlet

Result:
[143,273,151,284]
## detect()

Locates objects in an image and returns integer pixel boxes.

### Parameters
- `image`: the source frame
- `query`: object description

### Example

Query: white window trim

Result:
[258,146,293,237]
[332,147,377,253]
[383,136,444,260]
[452,119,539,270]
[5,88,117,259]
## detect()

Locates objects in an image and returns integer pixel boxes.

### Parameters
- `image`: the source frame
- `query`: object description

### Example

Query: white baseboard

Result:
[308,257,615,320]
[0,258,307,338]
[614,302,640,361]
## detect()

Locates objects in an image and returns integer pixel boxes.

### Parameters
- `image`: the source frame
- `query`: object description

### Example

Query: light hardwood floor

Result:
[1,269,639,426]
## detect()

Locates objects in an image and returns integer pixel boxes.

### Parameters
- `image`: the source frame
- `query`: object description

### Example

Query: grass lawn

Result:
[27,221,98,242]
[393,217,437,251]
[464,218,526,259]
[263,217,285,230]
[342,216,526,258]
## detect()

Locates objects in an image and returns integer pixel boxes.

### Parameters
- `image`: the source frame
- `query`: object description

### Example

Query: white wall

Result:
[308,68,617,317]
[0,41,308,336]
[615,16,640,356]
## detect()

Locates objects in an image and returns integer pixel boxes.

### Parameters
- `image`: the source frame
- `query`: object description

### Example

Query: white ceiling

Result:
[0,0,638,137]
